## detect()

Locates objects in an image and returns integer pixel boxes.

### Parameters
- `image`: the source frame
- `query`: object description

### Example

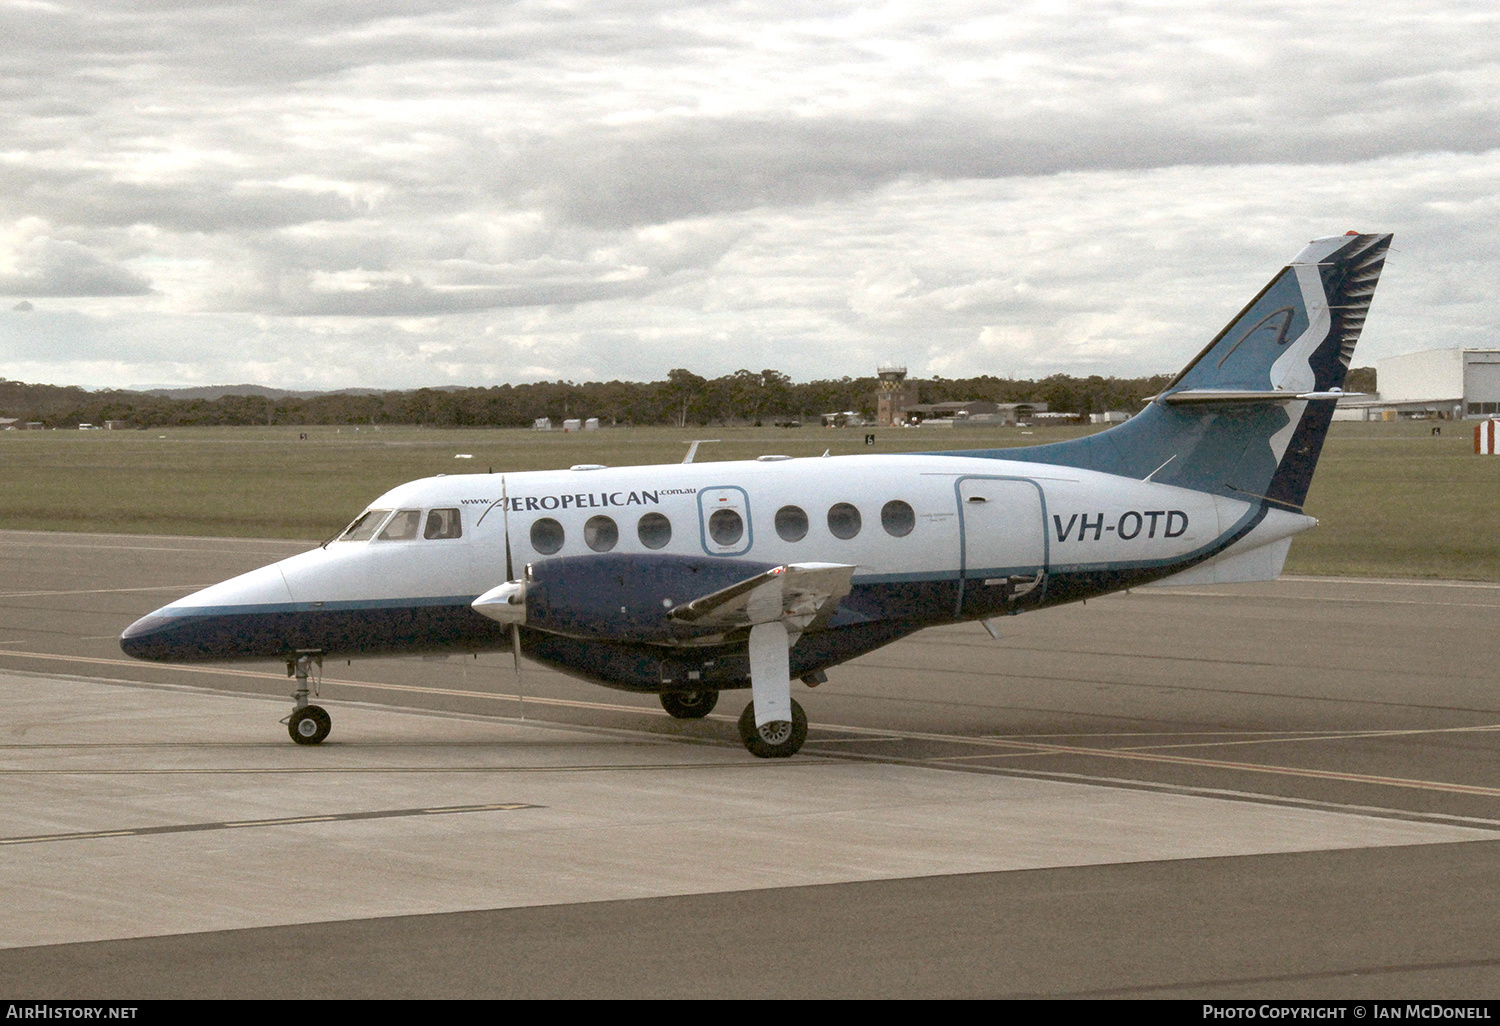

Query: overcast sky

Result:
[0,0,1496,390]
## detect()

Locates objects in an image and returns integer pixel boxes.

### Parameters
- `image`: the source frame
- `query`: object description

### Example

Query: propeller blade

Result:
[501,475,514,583]
[511,623,524,719]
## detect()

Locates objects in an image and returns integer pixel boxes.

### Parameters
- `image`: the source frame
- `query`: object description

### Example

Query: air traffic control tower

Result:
[876,364,916,426]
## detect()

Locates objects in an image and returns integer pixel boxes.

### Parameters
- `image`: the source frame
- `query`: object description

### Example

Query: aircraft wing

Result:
[667,562,856,635]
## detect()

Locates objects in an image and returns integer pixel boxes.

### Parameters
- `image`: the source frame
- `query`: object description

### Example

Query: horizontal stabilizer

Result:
[669,562,855,634]
[1158,388,1363,405]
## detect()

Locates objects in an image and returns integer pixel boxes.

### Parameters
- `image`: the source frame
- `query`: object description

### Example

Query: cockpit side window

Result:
[377,509,422,541]
[339,509,392,542]
[424,508,462,540]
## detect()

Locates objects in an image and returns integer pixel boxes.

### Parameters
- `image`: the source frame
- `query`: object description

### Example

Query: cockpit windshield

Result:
[377,509,422,541]
[338,509,392,542]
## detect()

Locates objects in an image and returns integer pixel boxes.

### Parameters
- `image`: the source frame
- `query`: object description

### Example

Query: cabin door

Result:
[957,477,1047,601]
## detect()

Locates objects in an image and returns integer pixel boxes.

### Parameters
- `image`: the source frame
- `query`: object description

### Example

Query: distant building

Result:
[905,400,1048,426]
[875,365,916,427]
[533,417,552,430]
[1334,348,1500,420]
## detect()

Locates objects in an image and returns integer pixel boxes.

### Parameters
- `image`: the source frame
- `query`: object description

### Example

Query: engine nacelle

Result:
[474,553,777,644]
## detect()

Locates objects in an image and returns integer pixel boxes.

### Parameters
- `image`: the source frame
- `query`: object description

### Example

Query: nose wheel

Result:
[288,705,331,745]
[280,652,331,745]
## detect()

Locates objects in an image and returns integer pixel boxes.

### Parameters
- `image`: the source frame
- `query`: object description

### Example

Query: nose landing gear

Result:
[280,652,331,745]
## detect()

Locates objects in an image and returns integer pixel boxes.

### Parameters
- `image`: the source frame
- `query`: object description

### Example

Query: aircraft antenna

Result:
[682,439,721,464]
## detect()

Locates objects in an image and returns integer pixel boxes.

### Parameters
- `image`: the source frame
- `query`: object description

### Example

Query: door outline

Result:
[697,485,753,557]
[953,475,1049,615]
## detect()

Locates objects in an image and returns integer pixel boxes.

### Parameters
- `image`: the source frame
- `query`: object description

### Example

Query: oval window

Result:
[827,502,862,540]
[530,518,564,555]
[708,508,743,546]
[775,505,808,542]
[584,515,618,552]
[638,512,672,550]
[881,499,915,537]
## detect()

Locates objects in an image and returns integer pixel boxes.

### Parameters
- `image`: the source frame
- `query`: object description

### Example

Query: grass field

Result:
[1,420,1495,579]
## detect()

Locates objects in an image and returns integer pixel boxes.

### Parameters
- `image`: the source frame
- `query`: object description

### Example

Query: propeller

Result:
[500,475,525,719]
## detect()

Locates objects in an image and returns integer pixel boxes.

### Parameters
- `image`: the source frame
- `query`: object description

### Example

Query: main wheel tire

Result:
[288,705,331,745]
[660,689,719,719]
[737,698,807,758]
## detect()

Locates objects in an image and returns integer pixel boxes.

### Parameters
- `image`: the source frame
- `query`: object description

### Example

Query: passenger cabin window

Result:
[339,509,391,542]
[424,508,462,540]
[775,505,808,542]
[827,502,862,540]
[531,518,564,555]
[708,508,743,546]
[378,509,422,541]
[881,500,915,537]
[638,512,672,550]
[584,515,618,552]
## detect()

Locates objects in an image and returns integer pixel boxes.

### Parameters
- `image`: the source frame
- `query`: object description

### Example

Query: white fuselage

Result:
[156,452,1312,619]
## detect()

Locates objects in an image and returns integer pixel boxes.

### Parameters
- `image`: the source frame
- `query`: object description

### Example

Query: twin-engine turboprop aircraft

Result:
[121,232,1391,757]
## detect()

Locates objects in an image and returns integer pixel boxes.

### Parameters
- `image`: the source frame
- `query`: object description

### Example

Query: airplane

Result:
[120,232,1391,758]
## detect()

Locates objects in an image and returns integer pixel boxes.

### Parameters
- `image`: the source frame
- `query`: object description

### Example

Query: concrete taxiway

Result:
[0,530,1498,997]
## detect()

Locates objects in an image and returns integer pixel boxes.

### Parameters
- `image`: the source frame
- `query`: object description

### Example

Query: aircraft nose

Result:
[119,563,296,662]
[119,606,182,660]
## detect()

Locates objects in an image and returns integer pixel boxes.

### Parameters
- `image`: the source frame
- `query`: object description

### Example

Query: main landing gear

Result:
[281,652,331,745]
[738,698,807,759]
[660,689,719,719]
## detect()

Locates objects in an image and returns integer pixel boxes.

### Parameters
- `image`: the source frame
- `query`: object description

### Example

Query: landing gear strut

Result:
[281,652,331,745]
[738,699,807,758]
[660,689,719,719]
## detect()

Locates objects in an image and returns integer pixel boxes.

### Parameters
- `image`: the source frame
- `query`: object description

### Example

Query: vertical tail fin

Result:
[1168,232,1390,395]
[985,233,1392,511]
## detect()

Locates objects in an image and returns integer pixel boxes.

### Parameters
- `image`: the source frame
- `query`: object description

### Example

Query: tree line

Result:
[0,365,1372,429]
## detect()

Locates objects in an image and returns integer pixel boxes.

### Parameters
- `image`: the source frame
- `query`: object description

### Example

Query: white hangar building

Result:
[1335,348,1500,420]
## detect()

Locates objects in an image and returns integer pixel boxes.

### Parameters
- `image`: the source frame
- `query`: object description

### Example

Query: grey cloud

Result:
[245,272,678,317]
[506,102,1500,229]
[3,1,1498,242]
[0,2,1495,385]
[0,0,704,92]
[0,170,372,232]
[0,237,152,297]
